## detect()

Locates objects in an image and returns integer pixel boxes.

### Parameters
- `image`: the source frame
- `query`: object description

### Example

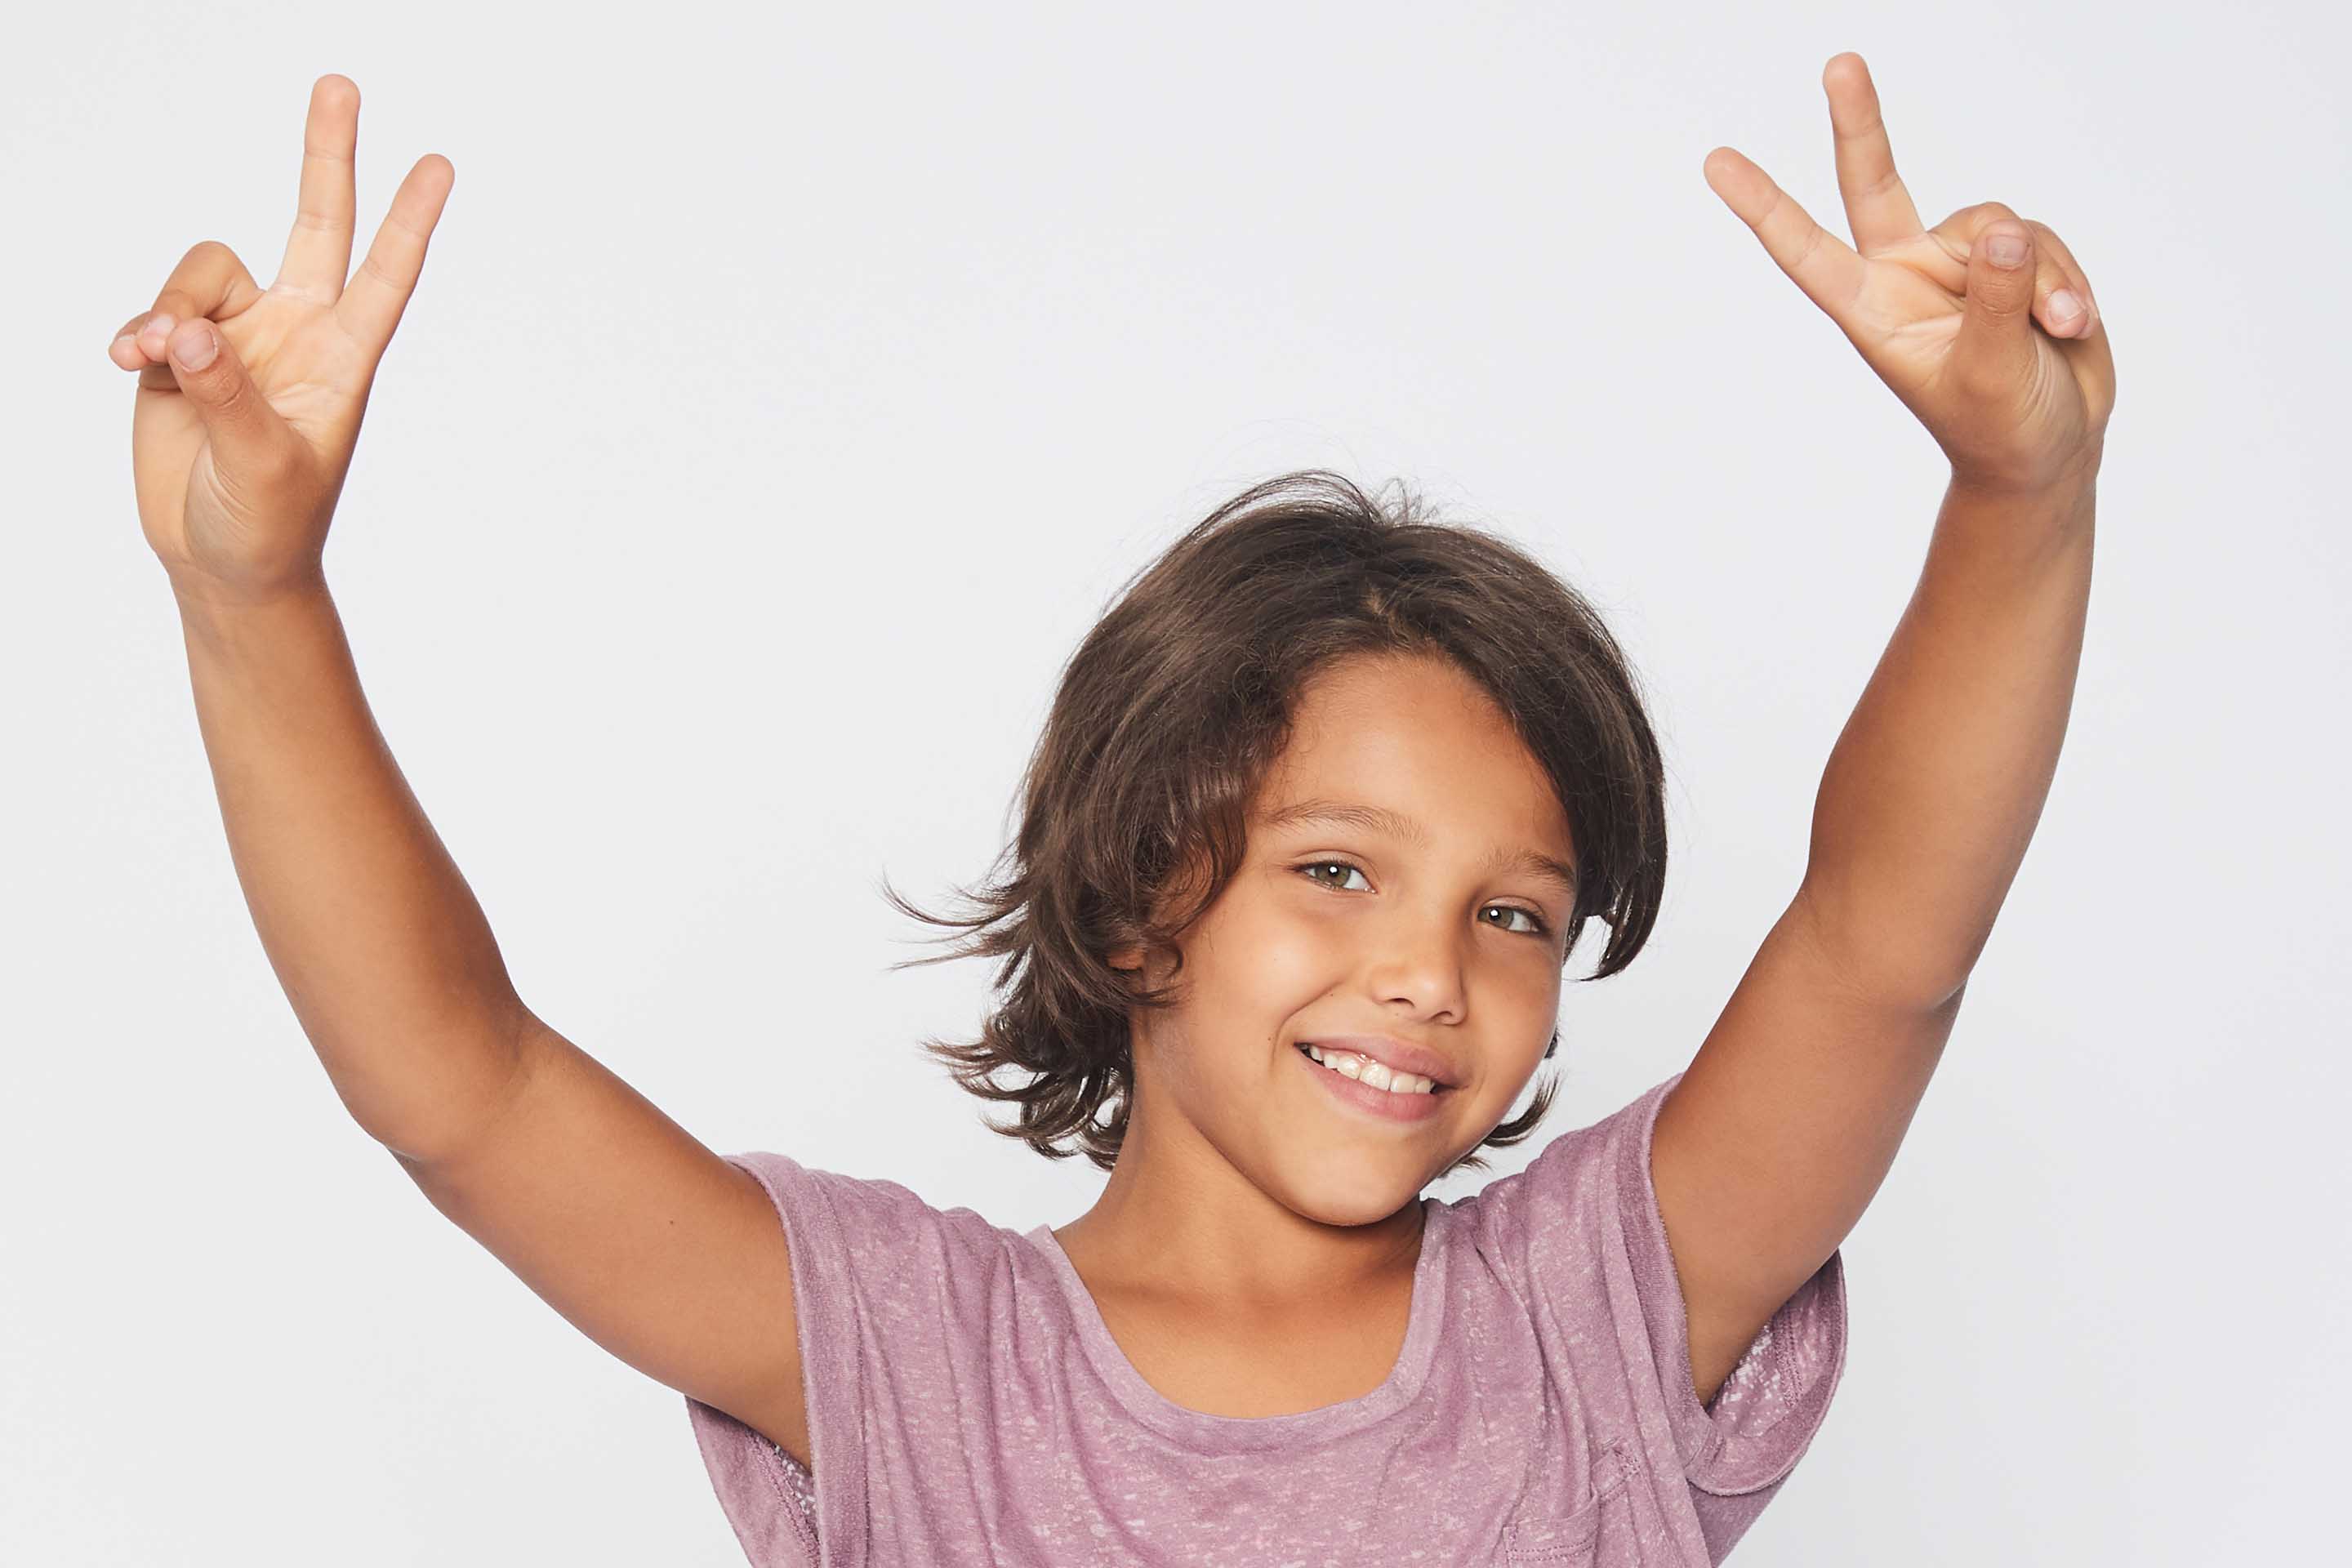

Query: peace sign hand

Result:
[1704,53,2115,500]
[107,76,453,608]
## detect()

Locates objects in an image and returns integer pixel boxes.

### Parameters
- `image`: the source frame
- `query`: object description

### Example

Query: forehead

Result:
[1252,656,1574,859]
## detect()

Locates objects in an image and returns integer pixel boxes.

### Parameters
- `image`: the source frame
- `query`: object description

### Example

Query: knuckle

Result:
[163,240,250,308]
[1855,164,1904,202]
[209,363,262,421]
[355,251,404,292]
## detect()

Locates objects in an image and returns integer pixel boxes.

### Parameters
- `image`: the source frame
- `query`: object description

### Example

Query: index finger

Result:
[1703,146,1869,335]
[275,75,359,305]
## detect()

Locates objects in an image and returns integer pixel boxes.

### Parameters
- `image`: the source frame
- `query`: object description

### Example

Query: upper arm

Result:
[390,1011,812,1466]
[1650,887,1962,1407]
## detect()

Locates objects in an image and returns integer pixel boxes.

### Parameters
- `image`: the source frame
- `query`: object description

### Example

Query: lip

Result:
[1294,1041,1450,1124]
[1302,1034,1462,1089]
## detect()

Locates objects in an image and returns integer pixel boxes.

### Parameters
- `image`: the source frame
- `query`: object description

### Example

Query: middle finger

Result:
[275,74,360,305]
[1825,54,1924,253]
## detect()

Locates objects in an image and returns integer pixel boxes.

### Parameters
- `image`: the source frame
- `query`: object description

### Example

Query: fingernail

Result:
[142,314,176,348]
[173,325,216,370]
[1986,233,2027,267]
[2050,288,2083,325]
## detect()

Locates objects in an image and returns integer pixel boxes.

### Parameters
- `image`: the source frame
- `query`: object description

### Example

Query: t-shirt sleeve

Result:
[1480,1070,1850,1561]
[680,1149,1008,1568]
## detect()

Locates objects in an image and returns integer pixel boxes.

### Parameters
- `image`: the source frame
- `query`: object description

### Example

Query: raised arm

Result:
[122,76,813,1466]
[1644,53,2113,1408]
[170,581,532,1152]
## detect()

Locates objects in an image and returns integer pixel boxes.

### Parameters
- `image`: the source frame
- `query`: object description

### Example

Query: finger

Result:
[107,316,160,368]
[276,74,360,305]
[158,312,305,483]
[1940,203,2093,341]
[2006,235,2082,342]
[115,242,265,374]
[1952,221,2039,392]
[1702,145,1869,339]
[1823,52,1923,253]
[333,153,456,366]
[2025,219,2100,337]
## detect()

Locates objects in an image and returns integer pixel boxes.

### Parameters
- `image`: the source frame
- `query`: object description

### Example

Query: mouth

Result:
[1294,1042,1454,1122]
[1293,1041,1458,1093]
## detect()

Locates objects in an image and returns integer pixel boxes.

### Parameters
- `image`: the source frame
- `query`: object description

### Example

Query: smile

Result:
[1294,1043,1450,1123]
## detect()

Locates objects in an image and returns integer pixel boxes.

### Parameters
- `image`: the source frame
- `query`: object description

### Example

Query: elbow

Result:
[1793,879,1982,1014]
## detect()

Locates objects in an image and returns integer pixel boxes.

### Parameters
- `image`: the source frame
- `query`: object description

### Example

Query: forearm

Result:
[175,580,530,1156]
[1799,475,2097,1007]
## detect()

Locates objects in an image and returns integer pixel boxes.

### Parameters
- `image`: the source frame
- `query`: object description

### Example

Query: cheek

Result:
[1214,896,1348,993]
[1152,893,1327,1022]
[1486,973,1561,1048]
[1498,954,1562,1007]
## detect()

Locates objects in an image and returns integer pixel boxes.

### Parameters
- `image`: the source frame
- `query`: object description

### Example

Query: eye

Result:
[1295,859,1371,893]
[1481,903,1551,938]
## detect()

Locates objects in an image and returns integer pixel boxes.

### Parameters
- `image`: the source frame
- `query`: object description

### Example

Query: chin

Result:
[1280,1156,1429,1228]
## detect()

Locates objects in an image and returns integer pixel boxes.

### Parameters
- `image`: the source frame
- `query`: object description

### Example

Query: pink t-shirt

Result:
[685,1070,1848,1565]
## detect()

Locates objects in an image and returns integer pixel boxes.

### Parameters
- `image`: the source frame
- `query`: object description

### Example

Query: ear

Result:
[1106,942,1143,973]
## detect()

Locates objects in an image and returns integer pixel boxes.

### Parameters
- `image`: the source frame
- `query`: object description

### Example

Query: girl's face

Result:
[1113,653,1578,1227]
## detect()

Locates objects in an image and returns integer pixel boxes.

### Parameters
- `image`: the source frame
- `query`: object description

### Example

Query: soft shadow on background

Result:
[8,2,2344,1562]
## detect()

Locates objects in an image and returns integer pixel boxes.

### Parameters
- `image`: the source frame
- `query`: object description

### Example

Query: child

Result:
[115,51,2110,1567]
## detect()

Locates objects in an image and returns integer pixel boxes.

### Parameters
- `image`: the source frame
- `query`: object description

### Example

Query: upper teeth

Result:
[1305,1045,1438,1095]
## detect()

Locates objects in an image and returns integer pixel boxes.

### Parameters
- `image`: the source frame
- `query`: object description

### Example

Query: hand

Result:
[108,75,453,607]
[1703,53,2115,500]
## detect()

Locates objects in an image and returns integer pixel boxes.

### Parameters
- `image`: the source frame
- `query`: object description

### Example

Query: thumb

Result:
[1952,221,2038,390]
[163,318,301,478]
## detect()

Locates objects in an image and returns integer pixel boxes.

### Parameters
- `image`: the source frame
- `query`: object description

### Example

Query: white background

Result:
[9,2,2345,1562]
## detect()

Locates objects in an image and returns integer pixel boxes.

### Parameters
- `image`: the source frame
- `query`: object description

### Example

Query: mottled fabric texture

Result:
[685,1070,1847,1565]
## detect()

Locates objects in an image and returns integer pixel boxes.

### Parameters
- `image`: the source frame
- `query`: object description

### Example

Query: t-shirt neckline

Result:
[1018,1198,1453,1451]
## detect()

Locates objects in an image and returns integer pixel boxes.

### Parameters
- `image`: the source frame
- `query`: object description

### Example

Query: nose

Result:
[1361,898,1468,1026]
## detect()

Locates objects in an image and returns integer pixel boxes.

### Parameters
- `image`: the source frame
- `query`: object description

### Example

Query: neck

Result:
[1053,1076,1428,1314]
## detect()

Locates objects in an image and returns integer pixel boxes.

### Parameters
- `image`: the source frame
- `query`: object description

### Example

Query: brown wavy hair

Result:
[878,470,1668,1178]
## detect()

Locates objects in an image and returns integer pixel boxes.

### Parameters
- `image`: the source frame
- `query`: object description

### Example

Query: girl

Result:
[114,51,2110,1567]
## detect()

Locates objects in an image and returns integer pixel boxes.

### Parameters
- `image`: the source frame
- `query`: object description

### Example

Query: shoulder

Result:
[723,1150,1027,1304]
[1441,1075,1681,1255]
[728,1147,1009,1236]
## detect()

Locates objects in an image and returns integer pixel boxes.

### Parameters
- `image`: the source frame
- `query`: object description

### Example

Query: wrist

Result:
[1946,449,2102,511]
[170,571,345,672]
[167,564,333,620]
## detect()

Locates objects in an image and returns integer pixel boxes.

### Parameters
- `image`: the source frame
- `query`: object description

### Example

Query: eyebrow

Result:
[1257,797,1579,897]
